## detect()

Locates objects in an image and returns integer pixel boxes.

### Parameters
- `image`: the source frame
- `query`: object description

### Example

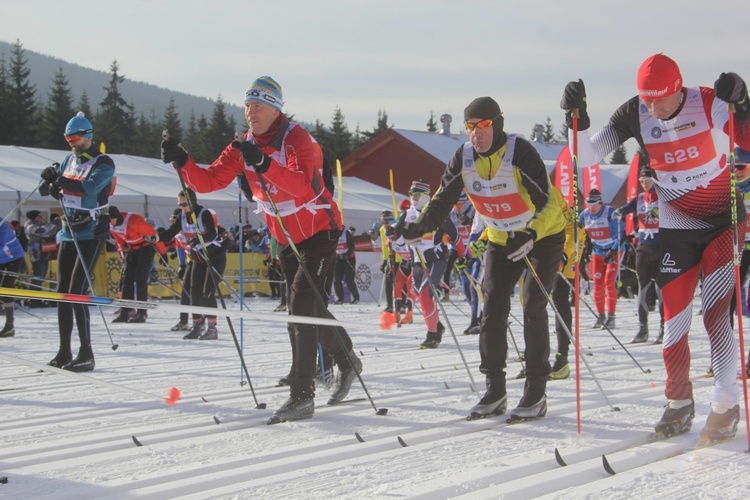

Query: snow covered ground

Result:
[1,287,750,499]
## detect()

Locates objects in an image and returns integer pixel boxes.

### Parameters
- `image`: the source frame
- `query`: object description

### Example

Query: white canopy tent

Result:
[0,145,405,233]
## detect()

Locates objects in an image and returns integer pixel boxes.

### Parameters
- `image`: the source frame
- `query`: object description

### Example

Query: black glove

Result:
[604,249,617,264]
[144,234,159,244]
[503,229,536,262]
[177,265,186,280]
[188,236,201,248]
[560,79,590,131]
[232,140,271,174]
[379,260,388,273]
[41,164,60,183]
[161,135,188,168]
[714,72,749,117]
[49,183,62,200]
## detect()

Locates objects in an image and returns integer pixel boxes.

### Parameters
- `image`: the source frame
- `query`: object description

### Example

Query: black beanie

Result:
[26,210,41,220]
[464,97,502,122]
[109,206,124,226]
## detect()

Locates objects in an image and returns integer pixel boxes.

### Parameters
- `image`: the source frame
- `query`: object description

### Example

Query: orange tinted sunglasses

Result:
[465,115,500,132]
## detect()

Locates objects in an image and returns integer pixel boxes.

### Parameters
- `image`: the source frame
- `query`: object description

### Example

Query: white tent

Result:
[0,145,404,233]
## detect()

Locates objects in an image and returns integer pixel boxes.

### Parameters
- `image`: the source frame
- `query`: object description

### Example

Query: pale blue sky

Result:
[1,0,746,148]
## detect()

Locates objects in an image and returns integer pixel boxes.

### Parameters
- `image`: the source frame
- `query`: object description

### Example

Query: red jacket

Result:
[110,212,166,255]
[181,121,342,245]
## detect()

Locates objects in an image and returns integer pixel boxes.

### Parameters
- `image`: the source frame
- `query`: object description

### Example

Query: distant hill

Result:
[0,40,246,129]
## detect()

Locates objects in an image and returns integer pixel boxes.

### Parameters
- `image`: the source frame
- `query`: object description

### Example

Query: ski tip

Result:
[355,432,365,443]
[132,435,143,447]
[201,396,208,403]
[554,448,568,467]
[602,454,616,475]
[213,415,222,425]
[397,436,408,447]
[444,381,451,389]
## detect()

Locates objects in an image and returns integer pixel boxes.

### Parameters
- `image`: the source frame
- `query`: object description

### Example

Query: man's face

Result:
[177,196,191,213]
[736,163,750,182]
[586,201,603,214]
[640,176,655,191]
[641,92,682,120]
[245,101,280,135]
[466,117,495,154]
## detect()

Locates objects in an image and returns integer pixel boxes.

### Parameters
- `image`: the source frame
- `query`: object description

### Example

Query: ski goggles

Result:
[64,133,88,146]
[736,163,749,171]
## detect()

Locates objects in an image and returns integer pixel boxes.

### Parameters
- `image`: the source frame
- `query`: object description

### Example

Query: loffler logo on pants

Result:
[660,253,681,274]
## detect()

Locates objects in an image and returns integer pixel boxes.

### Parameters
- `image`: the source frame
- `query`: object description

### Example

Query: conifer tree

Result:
[77,91,93,118]
[0,56,9,144]
[5,40,37,146]
[161,96,183,142]
[206,94,234,159]
[610,144,628,164]
[426,111,437,132]
[40,67,74,150]
[328,107,351,161]
[95,60,135,153]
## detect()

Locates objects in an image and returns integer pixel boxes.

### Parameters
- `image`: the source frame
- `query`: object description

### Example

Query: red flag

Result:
[554,147,574,205]
[582,163,601,196]
[625,153,640,235]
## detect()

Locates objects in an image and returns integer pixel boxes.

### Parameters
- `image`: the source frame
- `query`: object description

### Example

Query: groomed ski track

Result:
[1,294,748,498]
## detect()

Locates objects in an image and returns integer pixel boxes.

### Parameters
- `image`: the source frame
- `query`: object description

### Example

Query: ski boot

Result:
[592,312,605,329]
[463,318,480,336]
[419,322,444,349]
[603,313,616,330]
[183,321,204,340]
[268,392,315,424]
[328,352,363,404]
[128,312,147,324]
[0,323,15,337]
[199,323,218,340]
[274,304,287,312]
[654,399,694,437]
[171,321,189,331]
[631,324,648,343]
[508,379,547,422]
[700,404,740,444]
[654,325,664,344]
[549,353,570,380]
[48,351,72,368]
[111,309,131,323]
[63,347,95,373]
[468,380,507,420]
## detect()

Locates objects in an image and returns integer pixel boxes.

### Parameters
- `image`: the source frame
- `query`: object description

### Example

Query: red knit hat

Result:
[637,54,682,100]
